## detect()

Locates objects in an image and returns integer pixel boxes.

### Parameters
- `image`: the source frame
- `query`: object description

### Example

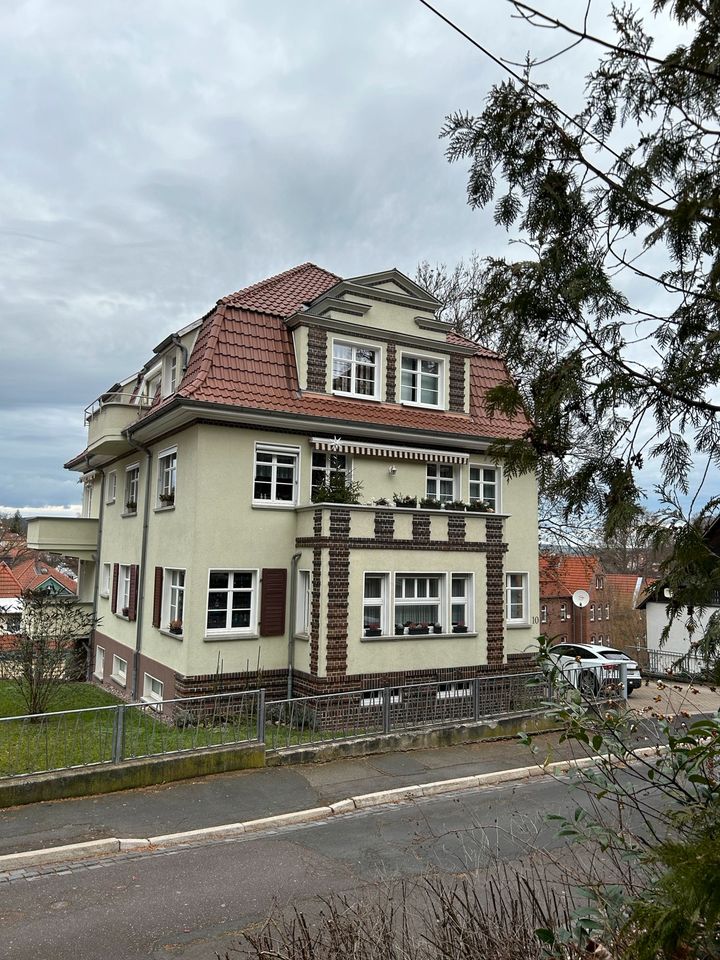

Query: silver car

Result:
[547,643,642,696]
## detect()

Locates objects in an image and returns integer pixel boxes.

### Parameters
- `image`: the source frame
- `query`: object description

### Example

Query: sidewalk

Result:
[0,732,576,858]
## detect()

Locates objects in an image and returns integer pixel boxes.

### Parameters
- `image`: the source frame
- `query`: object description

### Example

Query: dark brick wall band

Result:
[306,325,328,393]
[449,355,466,412]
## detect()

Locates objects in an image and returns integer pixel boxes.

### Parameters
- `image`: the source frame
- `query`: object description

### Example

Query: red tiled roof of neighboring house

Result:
[0,562,22,597]
[540,555,599,598]
[605,573,645,604]
[11,557,77,595]
[176,263,530,441]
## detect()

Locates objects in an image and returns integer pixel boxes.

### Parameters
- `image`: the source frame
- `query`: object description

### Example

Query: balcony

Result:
[84,393,152,459]
[26,517,99,561]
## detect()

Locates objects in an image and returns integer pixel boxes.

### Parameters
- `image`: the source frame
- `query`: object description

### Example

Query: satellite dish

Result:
[572,589,590,608]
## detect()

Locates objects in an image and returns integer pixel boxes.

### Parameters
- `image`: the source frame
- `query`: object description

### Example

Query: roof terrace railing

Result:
[84,392,152,425]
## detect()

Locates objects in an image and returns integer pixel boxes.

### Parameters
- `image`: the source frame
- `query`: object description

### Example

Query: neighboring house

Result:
[0,556,76,650]
[638,515,720,655]
[540,554,636,648]
[27,264,540,704]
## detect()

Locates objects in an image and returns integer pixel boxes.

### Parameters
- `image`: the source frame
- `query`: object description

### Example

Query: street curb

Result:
[0,746,669,872]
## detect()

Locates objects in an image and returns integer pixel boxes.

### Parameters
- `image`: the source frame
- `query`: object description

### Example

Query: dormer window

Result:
[163,351,178,396]
[332,343,379,399]
[400,355,442,407]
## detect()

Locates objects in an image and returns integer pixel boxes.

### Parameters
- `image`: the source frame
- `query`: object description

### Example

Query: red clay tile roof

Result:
[10,557,77,595]
[540,555,599,597]
[0,562,22,597]
[177,263,530,441]
[605,573,645,604]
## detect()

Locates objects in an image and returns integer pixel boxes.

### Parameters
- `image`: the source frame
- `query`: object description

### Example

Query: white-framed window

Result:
[82,481,93,518]
[596,576,604,590]
[206,569,257,633]
[101,563,111,597]
[296,570,311,635]
[143,370,161,403]
[450,574,472,630]
[541,604,548,624]
[125,463,139,513]
[311,451,348,497]
[332,342,379,399]
[143,672,164,703]
[360,688,401,707]
[590,603,595,621]
[163,351,179,396]
[111,654,127,685]
[469,465,498,511]
[106,471,117,504]
[505,572,528,624]
[253,444,299,505]
[559,603,567,621]
[400,355,442,407]
[164,568,185,630]
[118,564,131,614]
[436,681,472,700]
[363,573,389,635]
[395,574,442,629]
[426,464,457,503]
[94,645,105,680]
[157,447,177,507]
[605,603,610,620]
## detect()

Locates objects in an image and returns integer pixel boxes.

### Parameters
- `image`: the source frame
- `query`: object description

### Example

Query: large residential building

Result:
[27,265,540,704]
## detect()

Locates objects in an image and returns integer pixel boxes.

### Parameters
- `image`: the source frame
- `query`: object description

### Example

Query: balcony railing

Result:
[83,392,152,457]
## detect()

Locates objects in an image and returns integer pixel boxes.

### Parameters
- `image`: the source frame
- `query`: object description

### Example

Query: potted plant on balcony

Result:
[407,621,424,635]
[125,500,137,513]
[364,623,382,637]
[374,497,390,507]
[394,623,405,636]
[393,493,417,508]
[420,497,442,510]
[121,606,130,618]
[444,500,467,511]
[311,474,363,504]
[466,500,493,513]
[452,622,468,633]
[433,622,443,634]
[159,491,175,506]
[169,618,183,635]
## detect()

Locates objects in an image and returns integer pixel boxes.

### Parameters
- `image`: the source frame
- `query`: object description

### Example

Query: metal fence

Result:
[264,672,550,751]
[631,646,708,679]
[553,661,628,700]
[0,689,263,780]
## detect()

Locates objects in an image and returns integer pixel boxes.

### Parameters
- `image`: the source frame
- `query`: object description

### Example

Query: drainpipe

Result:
[287,552,302,699]
[127,435,153,701]
[170,334,189,373]
[85,458,104,682]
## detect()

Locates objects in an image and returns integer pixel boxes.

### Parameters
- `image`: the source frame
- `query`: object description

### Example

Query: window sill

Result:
[115,613,130,621]
[155,504,176,513]
[99,592,109,599]
[400,400,444,411]
[93,671,104,681]
[506,622,530,630]
[331,390,381,403]
[159,628,183,640]
[361,632,478,642]
[293,632,310,642]
[109,674,126,688]
[252,502,297,510]
[203,632,259,642]
[121,511,138,519]
[105,499,116,506]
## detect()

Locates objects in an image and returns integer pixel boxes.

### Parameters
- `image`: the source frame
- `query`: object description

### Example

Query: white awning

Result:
[310,437,469,465]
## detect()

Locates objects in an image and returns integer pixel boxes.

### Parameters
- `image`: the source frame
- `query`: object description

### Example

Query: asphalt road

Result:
[1,775,588,960]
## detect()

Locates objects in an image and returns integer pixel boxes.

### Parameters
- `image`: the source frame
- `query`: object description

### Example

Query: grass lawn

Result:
[0,680,260,779]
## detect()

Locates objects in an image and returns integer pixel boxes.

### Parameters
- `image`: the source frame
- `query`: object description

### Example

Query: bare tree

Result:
[9,589,97,716]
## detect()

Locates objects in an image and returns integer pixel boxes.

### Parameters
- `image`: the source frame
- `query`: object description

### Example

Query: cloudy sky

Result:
[1,0,714,517]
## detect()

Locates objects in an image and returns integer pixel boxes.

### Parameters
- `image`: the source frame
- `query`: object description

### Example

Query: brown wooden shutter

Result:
[111,564,119,613]
[128,564,139,622]
[259,568,287,636]
[152,567,164,628]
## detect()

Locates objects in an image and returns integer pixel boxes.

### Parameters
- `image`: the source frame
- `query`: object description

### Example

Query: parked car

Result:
[546,643,642,696]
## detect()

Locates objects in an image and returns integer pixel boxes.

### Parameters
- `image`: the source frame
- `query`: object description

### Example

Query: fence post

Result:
[473,677,480,722]
[112,704,125,764]
[620,662,628,701]
[382,687,392,735]
[256,688,266,744]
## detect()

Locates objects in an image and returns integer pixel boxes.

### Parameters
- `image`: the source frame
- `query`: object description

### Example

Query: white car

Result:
[547,643,642,696]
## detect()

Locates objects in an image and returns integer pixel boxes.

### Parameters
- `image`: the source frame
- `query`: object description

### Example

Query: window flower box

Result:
[125,500,137,513]
[444,500,467,511]
[452,624,468,633]
[433,623,443,634]
[364,625,382,637]
[420,497,442,510]
[393,494,418,508]
[159,491,175,506]
[169,618,183,635]
[466,500,494,513]
[121,606,130,618]
[395,624,405,636]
